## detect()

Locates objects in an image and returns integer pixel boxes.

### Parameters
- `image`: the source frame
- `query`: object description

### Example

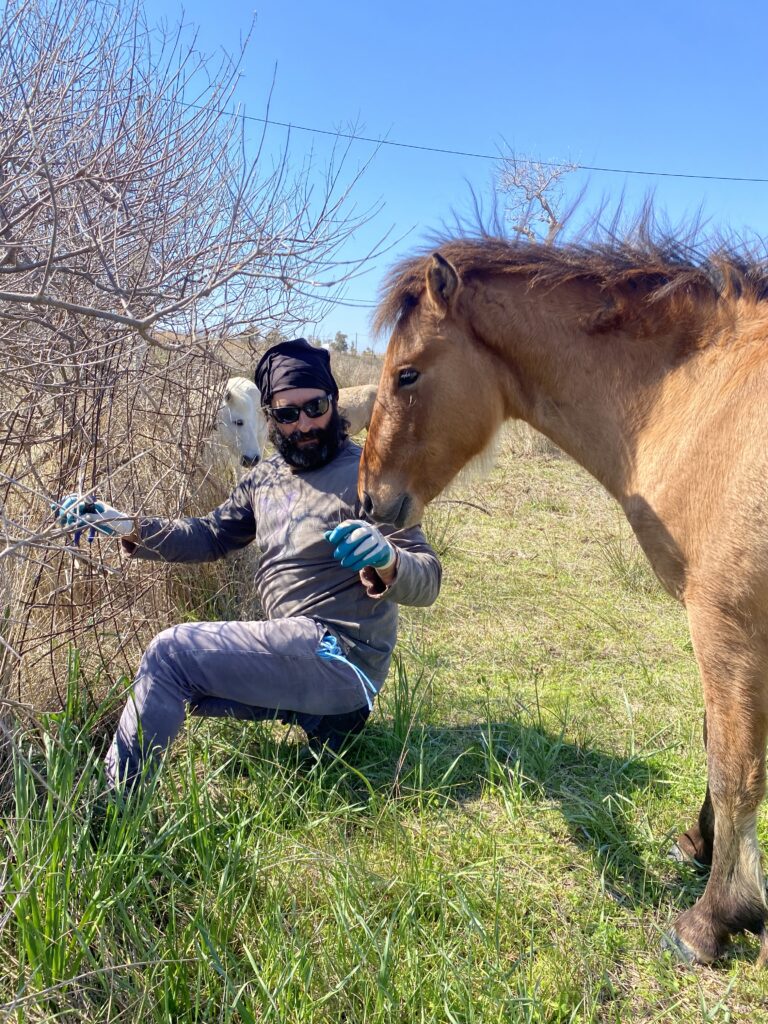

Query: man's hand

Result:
[325,519,397,573]
[52,494,136,538]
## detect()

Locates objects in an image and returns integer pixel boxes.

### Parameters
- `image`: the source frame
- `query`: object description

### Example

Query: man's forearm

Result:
[120,516,243,562]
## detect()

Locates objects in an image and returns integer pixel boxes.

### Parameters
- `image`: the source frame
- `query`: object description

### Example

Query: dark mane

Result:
[375,222,768,336]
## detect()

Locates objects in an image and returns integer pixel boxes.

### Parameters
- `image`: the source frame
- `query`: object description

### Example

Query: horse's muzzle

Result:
[360,490,412,529]
[241,454,260,468]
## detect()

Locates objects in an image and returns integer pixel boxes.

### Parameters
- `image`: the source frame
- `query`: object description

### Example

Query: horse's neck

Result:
[470,277,696,498]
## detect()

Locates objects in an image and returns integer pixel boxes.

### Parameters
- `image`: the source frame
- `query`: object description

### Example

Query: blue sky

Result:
[150,0,768,349]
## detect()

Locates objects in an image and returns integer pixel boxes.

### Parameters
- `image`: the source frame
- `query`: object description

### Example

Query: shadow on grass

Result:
[31,658,700,918]
[218,710,686,909]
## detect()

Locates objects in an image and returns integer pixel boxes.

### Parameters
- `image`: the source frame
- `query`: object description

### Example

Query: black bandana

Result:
[255,338,338,404]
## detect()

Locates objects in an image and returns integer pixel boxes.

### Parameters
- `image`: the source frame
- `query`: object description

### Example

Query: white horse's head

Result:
[214,377,268,470]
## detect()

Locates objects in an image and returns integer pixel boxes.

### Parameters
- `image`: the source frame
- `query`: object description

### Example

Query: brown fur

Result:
[361,231,768,965]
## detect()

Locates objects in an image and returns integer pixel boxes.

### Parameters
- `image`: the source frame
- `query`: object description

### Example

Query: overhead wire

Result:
[182,101,768,185]
[177,101,768,318]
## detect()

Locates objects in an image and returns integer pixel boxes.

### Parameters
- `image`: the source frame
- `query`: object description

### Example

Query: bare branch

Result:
[497,150,579,243]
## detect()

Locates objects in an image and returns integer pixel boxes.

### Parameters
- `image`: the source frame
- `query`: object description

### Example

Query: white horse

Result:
[213,377,378,473]
[213,377,268,472]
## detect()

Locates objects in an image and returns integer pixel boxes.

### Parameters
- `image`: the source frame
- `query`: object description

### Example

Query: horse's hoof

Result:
[665,909,728,965]
[662,927,724,965]
[662,928,699,964]
[667,842,710,872]
[668,831,711,871]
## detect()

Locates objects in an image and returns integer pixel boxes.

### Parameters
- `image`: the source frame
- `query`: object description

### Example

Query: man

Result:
[55,338,441,790]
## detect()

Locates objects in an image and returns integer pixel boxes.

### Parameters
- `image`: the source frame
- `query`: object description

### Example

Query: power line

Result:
[203,103,768,185]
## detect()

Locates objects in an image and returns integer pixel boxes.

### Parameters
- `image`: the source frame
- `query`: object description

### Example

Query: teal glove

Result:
[52,494,135,539]
[324,519,396,572]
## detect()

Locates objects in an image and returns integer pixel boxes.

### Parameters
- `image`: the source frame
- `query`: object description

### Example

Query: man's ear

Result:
[425,252,459,313]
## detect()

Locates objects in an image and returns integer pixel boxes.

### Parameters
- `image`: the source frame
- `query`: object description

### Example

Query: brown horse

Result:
[359,231,768,965]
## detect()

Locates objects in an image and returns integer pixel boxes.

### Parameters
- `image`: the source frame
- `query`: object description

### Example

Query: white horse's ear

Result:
[426,252,459,313]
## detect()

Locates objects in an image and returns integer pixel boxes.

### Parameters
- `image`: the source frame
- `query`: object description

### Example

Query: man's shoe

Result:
[303,706,370,757]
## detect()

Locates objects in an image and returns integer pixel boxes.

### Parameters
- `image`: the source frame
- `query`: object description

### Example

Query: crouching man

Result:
[55,339,441,790]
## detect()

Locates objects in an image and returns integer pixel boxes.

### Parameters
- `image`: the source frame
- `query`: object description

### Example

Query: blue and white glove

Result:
[52,494,135,540]
[324,519,397,572]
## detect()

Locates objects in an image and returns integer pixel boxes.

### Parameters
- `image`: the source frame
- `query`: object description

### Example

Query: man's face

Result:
[267,386,343,469]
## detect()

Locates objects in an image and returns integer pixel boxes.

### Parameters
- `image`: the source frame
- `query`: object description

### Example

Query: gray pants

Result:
[105,616,371,787]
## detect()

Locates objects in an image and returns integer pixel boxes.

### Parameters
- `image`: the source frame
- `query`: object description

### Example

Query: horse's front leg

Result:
[668,603,768,965]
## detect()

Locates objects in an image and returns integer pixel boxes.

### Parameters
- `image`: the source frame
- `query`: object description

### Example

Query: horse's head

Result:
[360,252,507,527]
[214,377,268,470]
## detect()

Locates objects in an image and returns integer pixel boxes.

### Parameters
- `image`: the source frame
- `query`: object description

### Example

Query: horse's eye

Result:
[397,368,420,388]
[234,419,244,427]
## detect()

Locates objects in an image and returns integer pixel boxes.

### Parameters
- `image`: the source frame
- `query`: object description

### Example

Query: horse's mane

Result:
[375,215,768,336]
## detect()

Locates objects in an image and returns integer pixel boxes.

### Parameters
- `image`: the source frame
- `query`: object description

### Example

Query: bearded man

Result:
[55,338,442,791]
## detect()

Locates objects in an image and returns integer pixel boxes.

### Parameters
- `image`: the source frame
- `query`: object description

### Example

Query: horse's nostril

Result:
[362,491,374,516]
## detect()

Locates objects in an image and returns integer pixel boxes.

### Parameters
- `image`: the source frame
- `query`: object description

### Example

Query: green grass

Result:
[2,432,767,1022]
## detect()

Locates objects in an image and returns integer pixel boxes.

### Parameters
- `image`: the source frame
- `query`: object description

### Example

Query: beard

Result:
[269,405,349,470]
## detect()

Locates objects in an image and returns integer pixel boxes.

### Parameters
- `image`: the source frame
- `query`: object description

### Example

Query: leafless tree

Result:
[495,151,579,459]
[0,0,379,707]
[497,152,579,243]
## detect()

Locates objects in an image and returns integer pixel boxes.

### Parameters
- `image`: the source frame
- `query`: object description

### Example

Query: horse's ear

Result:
[426,252,459,312]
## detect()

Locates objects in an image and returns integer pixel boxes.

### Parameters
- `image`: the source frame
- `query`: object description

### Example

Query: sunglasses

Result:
[265,394,332,425]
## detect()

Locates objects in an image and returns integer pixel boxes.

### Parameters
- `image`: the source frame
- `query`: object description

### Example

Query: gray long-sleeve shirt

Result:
[124,440,441,687]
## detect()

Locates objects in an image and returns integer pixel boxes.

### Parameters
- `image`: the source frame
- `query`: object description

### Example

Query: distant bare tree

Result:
[0,0,378,704]
[497,152,579,243]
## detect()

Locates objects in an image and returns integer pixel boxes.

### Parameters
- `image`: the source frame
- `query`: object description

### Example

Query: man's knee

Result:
[142,625,175,665]
[139,625,192,690]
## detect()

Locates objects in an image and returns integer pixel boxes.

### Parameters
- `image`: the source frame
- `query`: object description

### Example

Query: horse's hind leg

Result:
[672,715,714,867]
[673,785,714,867]
[668,603,768,965]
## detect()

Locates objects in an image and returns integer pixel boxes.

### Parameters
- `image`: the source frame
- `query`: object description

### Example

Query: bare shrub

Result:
[497,152,579,243]
[0,0,375,709]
